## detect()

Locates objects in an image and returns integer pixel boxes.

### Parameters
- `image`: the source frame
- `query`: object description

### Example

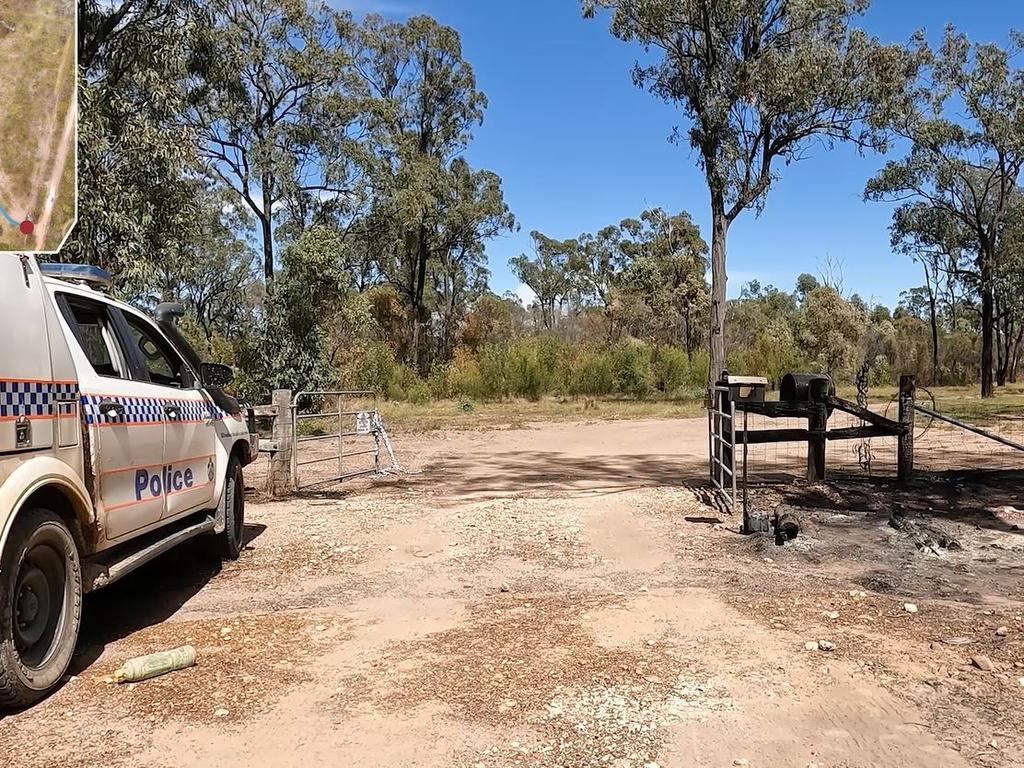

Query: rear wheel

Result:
[0,509,82,709]
[217,457,245,561]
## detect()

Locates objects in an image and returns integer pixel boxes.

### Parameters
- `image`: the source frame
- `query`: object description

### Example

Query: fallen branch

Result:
[888,510,960,556]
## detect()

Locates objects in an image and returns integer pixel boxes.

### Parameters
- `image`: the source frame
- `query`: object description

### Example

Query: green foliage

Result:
[653,346,688,394]
[445,349,486,399]
[356,342,398,395]
[357,14,515,371]
[234,296,331,403]
[746,318,800,388]
[509,343,547,402]
[566,348,615,397]
[866,26,1024,396]
[610,339,653,398]
[588,0,919,381]
[188,0,364,282]
[510,233,577,330]
[799,286,869,379]
[68,1,201,290]
[75,2,1016,405]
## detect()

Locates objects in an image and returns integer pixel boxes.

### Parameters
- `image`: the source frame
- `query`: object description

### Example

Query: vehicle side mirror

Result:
[200,362,234,389]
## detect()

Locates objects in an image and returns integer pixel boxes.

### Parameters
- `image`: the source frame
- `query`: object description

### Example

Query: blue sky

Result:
[339,0,1022,309]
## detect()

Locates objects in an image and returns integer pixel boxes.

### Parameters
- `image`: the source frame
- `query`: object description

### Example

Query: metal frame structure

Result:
[291,390,382,489]
[708,385,738,510]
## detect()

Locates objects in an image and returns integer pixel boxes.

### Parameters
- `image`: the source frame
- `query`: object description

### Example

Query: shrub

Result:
[567,347,614,396]
[447,347,486,399]
[508,341,546,401]
[611,339,653,398]
[653,346,689,394]
[356,341,397,394]
[385,363,420,401]
[686,350,710,389]
[478,343,512,399]
[426,360,453,399]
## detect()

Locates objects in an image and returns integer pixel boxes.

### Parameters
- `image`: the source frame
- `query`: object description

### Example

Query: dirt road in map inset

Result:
[0,0,77,252]
[33,60,77,251]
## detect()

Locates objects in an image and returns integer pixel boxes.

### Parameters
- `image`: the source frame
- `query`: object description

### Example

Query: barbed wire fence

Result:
[907,398,1024,475]
[738,383,1023,487]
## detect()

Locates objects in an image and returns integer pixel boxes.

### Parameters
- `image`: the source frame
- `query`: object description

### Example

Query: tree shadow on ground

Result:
[370,451,710,499]
[70,522,267,675]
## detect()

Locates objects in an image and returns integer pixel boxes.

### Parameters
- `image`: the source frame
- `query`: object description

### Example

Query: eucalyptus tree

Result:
[71,0,200,291]
[429,160,516,361]
[867,27,1024,397]
[355,14,512,371]
[585,0,918,384]
[889,202,973,382]
[187,0,366,285]
[618,209,709,356]
[576,224,627,340]
[510,232,579,331]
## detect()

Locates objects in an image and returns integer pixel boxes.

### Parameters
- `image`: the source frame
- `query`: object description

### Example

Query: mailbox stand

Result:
[710,374,769,533]
[709,372,913,534]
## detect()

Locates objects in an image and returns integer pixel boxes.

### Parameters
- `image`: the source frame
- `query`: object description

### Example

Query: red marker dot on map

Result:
[19,220,34,236]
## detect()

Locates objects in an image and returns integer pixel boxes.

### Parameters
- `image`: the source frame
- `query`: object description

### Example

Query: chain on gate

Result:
[855,362,873,474]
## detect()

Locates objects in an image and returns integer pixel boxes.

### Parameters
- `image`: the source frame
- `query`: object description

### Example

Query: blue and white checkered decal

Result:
[82,394,226,426]
[0,380,79,420]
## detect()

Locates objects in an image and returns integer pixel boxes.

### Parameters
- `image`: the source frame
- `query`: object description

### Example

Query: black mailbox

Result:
[780,372,834,403]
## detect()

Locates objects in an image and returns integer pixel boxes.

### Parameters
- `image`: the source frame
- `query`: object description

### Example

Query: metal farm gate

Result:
[291,390,398,490]
[708,384,742,511]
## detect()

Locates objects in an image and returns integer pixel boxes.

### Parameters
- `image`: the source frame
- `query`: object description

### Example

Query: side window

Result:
[62,297,129,379]
[123,314,188,389]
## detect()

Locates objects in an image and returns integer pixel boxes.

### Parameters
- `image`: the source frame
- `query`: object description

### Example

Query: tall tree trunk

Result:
[708,191,729,386]
[260,178,274,286]
[921,261,940,384]
[996,303,1008,387]
[412,223,430,375]
[683,303,693,360]
[980,253,995,398]
[1010,327,1024,383]
[926,299,940,385]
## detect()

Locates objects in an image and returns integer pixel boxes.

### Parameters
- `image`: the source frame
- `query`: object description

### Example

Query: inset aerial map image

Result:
[0,0,76,253]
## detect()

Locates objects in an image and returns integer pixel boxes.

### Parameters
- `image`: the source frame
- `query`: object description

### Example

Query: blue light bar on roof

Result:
[39,263,112,290]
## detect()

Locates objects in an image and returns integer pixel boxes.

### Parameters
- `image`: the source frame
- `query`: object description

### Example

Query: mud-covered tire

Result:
[0,509,82,709]
[217,457,245,561]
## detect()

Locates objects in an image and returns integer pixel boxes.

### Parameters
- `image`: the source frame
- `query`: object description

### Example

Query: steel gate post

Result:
[342,393,350,483]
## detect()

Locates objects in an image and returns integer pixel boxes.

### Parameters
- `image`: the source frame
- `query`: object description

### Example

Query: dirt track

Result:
[1,417,1022,767]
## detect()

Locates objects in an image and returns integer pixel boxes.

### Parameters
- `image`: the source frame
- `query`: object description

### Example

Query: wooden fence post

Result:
[268,389,294,496]
[898,375,915,481]
[807,403,827,482]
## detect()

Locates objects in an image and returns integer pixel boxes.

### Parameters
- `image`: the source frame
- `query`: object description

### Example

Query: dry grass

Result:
[381,397,705,434]
[373,385,1024,436]
[78,613,337,725]
[369,591,730,768]
[841,383,1024,426]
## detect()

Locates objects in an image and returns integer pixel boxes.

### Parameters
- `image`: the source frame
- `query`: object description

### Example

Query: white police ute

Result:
[0,255,257,707]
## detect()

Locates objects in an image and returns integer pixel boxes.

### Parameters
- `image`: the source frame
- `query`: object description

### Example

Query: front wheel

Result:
[217,457,245,561]
[0,509,82,709]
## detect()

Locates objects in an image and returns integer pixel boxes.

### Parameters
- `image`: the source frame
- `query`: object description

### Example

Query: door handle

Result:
[163,404,182,420]
[97,400,125,420]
